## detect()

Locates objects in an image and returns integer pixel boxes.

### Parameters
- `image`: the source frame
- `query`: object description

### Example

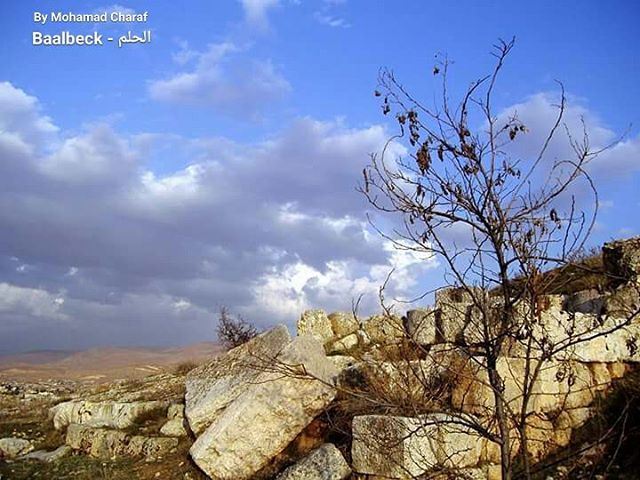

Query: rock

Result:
[452,357,596,416]
[603,236,640,285]
[435,287,484,344]
[604,284,640,317]
[608,362,627,379]
[352,414,482,478]
[185,325,291,435]
[326,333,358,355]
[276,443,351,480]
[189,335,338,480]
[328,355,357,372]
[298,310,335,346]
[525,414,555,462]
[0,437,33,458]
[565,289,604,314]
[362,314,405,345]
[328,312,359,338]
[404,308,437,345]
[66,424,128,458]
[568,321,640,363]
[65,424,178,459]
[588,363,611,391]
[160,403,188,437]
[49,400,169,430]
[21,445,71,462]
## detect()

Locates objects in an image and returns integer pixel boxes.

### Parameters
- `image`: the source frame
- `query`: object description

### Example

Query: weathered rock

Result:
[352,414,482,478]
[298,310,335,346]
[189,335,338,480]
[326,333,358,355]
[363,314,405,345]
[276,443,351,480]
[328,355,357,372]
[588,363,612,391]
[604,284,640,317]
[185,325,291,435]
[160,403,188,437]
[50,400,169,430]
[452,357,596,416]
[65,424,178,459]
[328,312,359,338]
[566,289,604,314]
[0,437,33,458]
[435,287,483,344]
[568,321,640,363]
[21,445,72,462]
[404,308,437,345]
[603,236,640,285]
[525,413,556,462]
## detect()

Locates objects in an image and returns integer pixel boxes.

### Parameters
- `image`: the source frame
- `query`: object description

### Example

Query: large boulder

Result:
[276,443,351,480]
[404,308,437,345]
[0,437,33,458]
[352,414,482,478]
[435,287,484,344]
[185,325,291,435]
[603,236,640,286]
[189,334,338,480]
[328,312,359,338]
[452,357,596,416]
[298,310,335,346]
[65,424,178,460]
[362,314,405,345]
[49,400,169,430]
[326,333,358,355]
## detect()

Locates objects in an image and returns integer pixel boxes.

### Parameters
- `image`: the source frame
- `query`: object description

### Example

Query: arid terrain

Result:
[0,343,221,479]
[0,343,222,383]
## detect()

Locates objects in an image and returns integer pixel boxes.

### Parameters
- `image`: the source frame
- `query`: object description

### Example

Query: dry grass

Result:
[174,361,198,376]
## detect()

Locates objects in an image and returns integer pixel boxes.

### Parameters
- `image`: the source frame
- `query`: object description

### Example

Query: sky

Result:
[0,0,638,353]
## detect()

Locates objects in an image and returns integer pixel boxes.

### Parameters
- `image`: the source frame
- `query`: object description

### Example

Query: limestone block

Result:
[49,400,169,430]
[404,308,437,345]
[298,310,335,346]
[276,443,351,480]
[185,325,291,435]
[189,335,338,480]
[328,312,359,338]
[351,414,482,478]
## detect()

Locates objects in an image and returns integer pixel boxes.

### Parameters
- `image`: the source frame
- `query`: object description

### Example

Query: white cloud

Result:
[39,124,136,185]
[0,82,57,149]
[253,240,437,321]
[148,42,290,118]
[239,0,280,29]
[314,12,350,28]
[495,92,640,178]
[0,283,67,320]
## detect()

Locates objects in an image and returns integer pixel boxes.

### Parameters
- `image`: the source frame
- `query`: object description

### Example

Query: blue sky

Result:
[0,0,638,352]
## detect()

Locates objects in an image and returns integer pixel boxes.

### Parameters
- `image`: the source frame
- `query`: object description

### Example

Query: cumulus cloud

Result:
[148,42,290,119]
[495,92,640,179]
[2,81,635,353]
[0,82,426,352]
[0,283,66,320]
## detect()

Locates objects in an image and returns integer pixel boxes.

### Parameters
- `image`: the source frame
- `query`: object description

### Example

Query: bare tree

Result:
[216,306,259,350]
[358,38,639,479]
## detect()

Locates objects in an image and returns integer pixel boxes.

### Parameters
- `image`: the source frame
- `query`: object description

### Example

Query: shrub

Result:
[216,306,258,350]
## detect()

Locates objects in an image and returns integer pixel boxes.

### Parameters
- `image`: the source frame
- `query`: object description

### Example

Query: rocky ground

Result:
[0,373,209,480]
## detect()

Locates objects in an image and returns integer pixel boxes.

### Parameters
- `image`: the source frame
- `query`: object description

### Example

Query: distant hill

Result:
[0,342,222,383]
